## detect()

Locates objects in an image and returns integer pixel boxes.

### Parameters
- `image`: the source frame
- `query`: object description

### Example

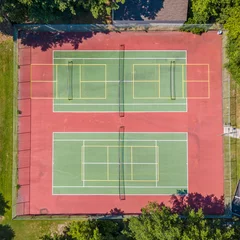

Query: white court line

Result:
[53,110,187,113]
[54,139,187,142]
[53,103,186,106]
[53,50,187,52]
[52,132,54,195]
[54,57,186,60]
[107,146,109,180]
[53,193,186,196]
[53,185,187,189]
[83,162,157,165]
[187,133,189,192]
[54,132,188,134]
[155,141,158,187]
[82,140,85,187]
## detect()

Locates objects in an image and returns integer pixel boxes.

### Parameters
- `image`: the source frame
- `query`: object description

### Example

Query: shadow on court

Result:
[109,208,124,216]
[170,192,225,215]
[18,30,110,51]
[114,0,164,21]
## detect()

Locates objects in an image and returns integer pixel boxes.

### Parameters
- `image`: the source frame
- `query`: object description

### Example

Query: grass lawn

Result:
[0,39,66,240]
[224,75,240,202]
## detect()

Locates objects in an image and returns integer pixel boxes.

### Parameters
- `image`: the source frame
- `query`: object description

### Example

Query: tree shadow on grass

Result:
[170,192,225,215]
[19,29,110,51]
[0,224,15,240]
[0,193,10,216]
[114,0,164,21]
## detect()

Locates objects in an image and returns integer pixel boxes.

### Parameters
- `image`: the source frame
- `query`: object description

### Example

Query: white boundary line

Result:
[52,132,54,195]
[52,193,188,196]
[53,110,187,113]
[54,139,187,142]
[82,140,85,187]
[52,50,54,113]
[54,131,187,134]
[186,51,188,112]
[53,185,187,189]
[53,50,187,52]
[53,103,186,106]
[54,57,186,60]
[155,140,158,187]
[187,133,189,192]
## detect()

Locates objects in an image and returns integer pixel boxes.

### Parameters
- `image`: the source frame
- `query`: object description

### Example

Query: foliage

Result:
[40,202,239,240]
[183,0,240,83]
[0,0,125,23]
[128,202,182,240]
[180,23,207,35]
[0,224,15,240]
[0,193,10,216]
[181,209,235,240]
[128,202,237,240]
[41,219,129,240]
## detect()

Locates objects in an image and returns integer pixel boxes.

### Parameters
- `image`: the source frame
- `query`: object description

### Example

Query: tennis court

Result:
[31,50,189,112]
[16,29,223,216]
[53,131,188,195]
[54,50,186,112]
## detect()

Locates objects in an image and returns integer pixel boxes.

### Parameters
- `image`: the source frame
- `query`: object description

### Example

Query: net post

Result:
[119,126,125,200]
[119,44,125,117]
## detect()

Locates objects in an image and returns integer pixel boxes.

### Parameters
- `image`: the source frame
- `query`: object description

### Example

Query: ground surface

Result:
[17,30,223,215]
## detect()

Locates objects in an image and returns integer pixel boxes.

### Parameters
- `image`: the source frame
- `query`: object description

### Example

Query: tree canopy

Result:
[40,202,239,240]
[0,224,15,240]
[0,0,125,23]
[184,0,240,84]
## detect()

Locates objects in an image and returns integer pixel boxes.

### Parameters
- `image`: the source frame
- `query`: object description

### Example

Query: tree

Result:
[128,202,182,240]
[40,219,129,240]
[67,220,128,240]
[128,202,237,240]
[224,7,240,84]
[182,0,240,83]
[0,193,10,216]
[0,224,15,240]
[181,209,235,240]
[0,0,125,24]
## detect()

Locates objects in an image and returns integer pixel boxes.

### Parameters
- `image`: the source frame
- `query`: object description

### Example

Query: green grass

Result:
[222,76,240,207]
[0,40,66,240]
[0,40,14,220]
[230,78,240,192]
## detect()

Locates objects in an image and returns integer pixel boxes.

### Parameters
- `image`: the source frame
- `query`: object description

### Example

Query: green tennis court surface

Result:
[53,132,188,195]
[53,50,187,112]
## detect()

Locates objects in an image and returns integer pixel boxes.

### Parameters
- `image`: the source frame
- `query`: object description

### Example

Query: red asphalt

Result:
[17,31,223,215]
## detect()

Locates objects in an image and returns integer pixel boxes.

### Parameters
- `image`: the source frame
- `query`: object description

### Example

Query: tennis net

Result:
[67,61,73,100]
[118,126,125,200]
[119,44,125,117]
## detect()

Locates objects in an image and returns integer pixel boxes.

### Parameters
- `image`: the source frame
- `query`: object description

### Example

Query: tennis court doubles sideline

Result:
[53,132,188,195]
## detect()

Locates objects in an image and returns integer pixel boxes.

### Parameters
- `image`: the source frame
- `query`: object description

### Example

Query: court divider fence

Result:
[12,24,231,219]
[222,31,239,217]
